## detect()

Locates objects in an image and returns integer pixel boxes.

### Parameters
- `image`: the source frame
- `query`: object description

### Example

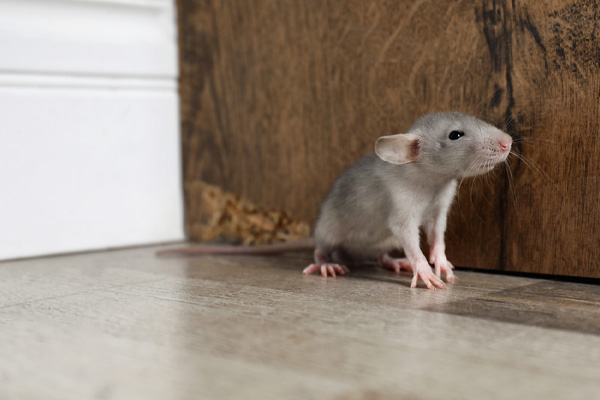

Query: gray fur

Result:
[313,112,512,261]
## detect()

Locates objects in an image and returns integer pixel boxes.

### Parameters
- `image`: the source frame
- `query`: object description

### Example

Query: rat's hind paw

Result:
[303,263,350,278]
[380,254,413,274]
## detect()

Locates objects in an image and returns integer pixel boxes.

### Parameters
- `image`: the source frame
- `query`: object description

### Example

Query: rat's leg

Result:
[379,253,413,274]
[303,248,350,278]
[422,180,457,282]
[423,212,457,283]
[390,224,446,289]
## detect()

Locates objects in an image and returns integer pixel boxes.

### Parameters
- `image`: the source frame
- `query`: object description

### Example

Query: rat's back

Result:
[314,153,398,256]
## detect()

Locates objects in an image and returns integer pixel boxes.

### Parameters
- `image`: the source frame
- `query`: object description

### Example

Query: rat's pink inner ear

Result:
[374,133,419,165]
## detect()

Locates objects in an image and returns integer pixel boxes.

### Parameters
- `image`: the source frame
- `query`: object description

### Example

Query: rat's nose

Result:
[499,135,512,152]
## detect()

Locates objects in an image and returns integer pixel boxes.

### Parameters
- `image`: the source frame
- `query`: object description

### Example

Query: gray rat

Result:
[159,112,513,290]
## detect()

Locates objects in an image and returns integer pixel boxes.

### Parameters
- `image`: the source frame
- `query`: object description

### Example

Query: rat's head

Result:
[375,112,512,178]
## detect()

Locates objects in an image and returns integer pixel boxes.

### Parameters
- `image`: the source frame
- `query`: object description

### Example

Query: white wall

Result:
[0,0,184,260]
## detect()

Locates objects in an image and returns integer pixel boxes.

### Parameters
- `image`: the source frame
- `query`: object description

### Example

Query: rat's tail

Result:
[156,237,315,256]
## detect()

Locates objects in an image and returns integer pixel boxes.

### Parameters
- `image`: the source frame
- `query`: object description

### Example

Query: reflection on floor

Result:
[1,245,599,399]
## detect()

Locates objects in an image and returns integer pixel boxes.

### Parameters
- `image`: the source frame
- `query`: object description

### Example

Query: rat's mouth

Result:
[478,164,495,172]
[464,156,507,178]
[480,157,506,170]
[485,152,510,168]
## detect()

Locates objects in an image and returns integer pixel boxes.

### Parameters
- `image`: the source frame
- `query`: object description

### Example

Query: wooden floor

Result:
[1,245,599,400]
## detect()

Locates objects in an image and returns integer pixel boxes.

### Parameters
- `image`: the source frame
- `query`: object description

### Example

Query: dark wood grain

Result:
[178,0,600,278]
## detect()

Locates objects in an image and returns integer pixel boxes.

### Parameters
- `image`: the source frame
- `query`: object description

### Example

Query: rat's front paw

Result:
[429,251,457,282]
[303,263,349,278]
[411,262,446,290]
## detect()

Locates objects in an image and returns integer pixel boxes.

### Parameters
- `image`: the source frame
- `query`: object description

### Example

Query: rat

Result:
[158,112,513,289]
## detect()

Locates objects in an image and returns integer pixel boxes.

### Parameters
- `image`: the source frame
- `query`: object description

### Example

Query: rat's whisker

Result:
[510,150,552,182]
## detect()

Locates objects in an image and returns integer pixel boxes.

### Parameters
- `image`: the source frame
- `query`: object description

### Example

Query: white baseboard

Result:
[0,0,177,77]
[0,0,183,260]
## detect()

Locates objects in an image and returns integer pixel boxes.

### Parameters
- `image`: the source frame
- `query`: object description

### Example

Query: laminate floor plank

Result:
[1,245,599,400]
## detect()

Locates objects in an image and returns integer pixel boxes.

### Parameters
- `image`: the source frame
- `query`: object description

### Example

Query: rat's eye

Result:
[449,130,464,140]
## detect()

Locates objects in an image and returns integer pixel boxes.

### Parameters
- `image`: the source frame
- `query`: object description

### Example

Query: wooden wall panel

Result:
[178,0,600,278]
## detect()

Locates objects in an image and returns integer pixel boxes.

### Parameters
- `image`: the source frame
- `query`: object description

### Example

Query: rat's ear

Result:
[374,133,419,164]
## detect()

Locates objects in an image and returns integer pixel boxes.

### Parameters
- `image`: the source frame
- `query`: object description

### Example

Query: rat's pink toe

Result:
[304,263,349,278]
